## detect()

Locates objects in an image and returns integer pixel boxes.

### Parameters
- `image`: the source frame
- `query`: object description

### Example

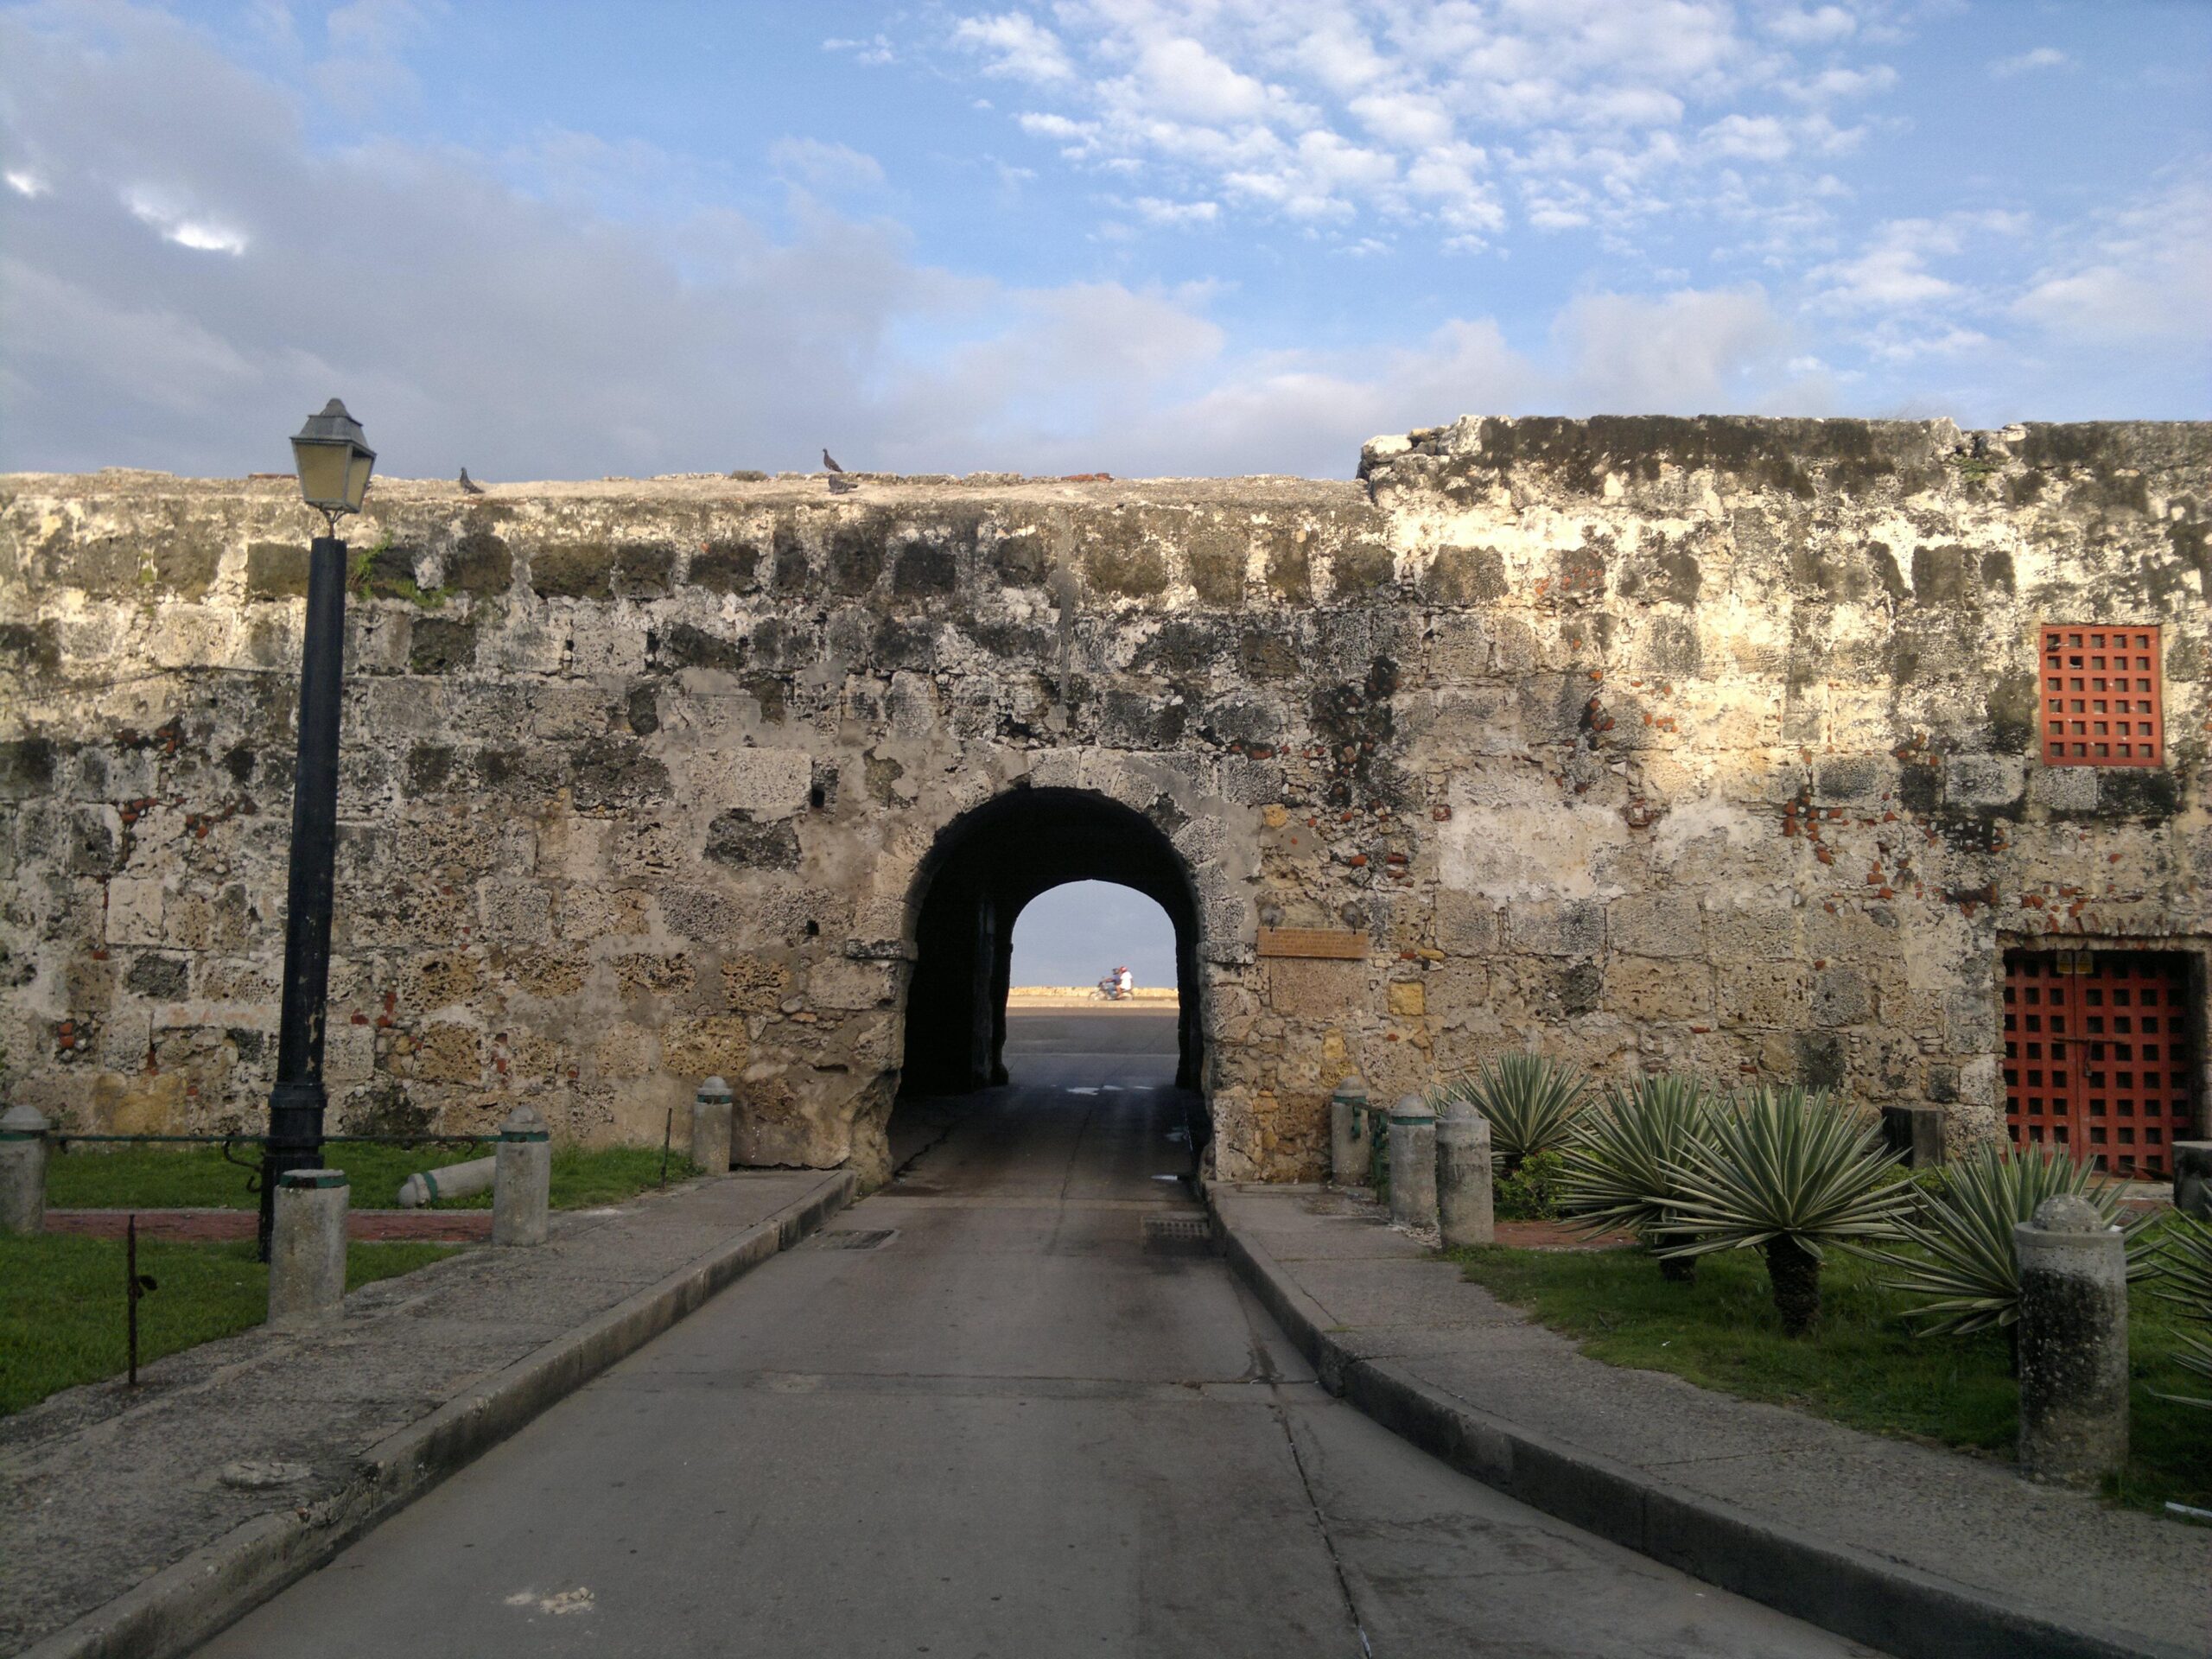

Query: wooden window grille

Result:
[2003,949,2199,1178]
[2039,625,2163,767]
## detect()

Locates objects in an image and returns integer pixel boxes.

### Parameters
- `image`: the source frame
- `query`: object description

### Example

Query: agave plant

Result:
[1431,1052,1589,1174]
[1879,1143,2152,1341]
[1557,1074,1714,1281]
[2151,1212,2212,1408]
[1656,1084,1913,1335]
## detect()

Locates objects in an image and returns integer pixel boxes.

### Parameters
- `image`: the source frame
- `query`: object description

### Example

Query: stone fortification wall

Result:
[2,416,2206,1182]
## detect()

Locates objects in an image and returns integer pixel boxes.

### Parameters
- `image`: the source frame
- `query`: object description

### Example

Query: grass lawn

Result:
[0,1235,454,1415]
[46,1143,699,1212]
[1450,1239,2212,1516]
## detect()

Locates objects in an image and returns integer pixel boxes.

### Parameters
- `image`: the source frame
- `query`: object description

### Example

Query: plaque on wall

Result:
[1256,928,1369,960]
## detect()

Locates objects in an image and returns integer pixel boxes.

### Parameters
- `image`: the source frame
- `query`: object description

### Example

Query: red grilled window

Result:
[2039,625,2163,766]
[2003,950,2199,1178]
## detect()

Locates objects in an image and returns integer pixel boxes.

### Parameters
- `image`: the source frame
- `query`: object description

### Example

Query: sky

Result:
[0,1,2206,483]
[1010,880,1178,988]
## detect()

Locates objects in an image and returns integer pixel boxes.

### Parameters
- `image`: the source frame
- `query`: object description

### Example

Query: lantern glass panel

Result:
[291,440,353,512]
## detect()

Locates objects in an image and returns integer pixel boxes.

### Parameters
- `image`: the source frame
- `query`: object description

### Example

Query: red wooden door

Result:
[2004,950,2197,1177]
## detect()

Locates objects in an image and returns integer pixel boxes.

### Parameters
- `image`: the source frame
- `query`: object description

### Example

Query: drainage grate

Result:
[1142,1215,1215,1256]
[802,1228,898,1251]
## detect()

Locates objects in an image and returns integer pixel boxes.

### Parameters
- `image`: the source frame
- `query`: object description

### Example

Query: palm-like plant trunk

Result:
[1659,1252,1697,1284]
[1764,1236,1821,1335]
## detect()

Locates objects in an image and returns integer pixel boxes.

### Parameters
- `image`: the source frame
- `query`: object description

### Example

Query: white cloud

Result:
[823,34,896,66]
[123,186,248,254]
[1700,114,1792,162]
[1554,286,1798,412]
[1992,48,2067,78]
[1132,196,1220,226]
[1766,6,1858,46]
[2012,170,2212,346]
[769,137,886,193]
[4,169,48,198]
[952,12,1073,82]
[940,0,1901,245]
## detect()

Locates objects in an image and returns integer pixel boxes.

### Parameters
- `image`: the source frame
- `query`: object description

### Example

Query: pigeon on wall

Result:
[822,449,843,474]
[458,467,484,495]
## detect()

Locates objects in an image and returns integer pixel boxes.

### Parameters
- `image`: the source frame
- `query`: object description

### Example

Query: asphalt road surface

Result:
[200,1011,1875,1657]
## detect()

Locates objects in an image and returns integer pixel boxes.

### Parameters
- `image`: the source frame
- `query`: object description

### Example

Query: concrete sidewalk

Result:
[1209,1182,2209,1659]
[2,1168,853,1659]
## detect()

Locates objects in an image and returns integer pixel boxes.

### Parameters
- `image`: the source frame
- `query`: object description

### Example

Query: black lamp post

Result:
[257,399,375,1260]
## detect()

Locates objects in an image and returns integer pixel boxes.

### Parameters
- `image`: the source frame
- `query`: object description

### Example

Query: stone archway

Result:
[897,785,1207,1106]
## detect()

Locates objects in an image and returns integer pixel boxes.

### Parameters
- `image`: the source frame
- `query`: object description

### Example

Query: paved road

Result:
[200,1014,1874,1657]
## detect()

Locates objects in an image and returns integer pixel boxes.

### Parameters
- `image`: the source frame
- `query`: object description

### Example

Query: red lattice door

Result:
[2003,950,2198,1177]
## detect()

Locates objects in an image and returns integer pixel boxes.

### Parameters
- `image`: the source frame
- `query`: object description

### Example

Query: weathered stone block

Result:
[661,1014,750,1076]
[1507,899,1605,957]
[1605,957,1714,1021]
[1945,753,2025,808]
[1266,960,1366,1020]
[1433,888,1498,956]
[691,747,810,817]
[1718,962,1812,1027]
[1607,892,1700,958]
[1811,963,1875,1027]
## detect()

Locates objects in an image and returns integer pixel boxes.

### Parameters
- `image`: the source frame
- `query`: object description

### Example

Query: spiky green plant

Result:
[1878,1143,2151,1340]
[1656,1085,1913,1335]
[1431,1052,1589,1174]
[1557,1074,1714,1281]
[2151,1212,2212,1408]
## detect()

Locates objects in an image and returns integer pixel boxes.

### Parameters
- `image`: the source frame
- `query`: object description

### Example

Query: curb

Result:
[1206,1191,2189,1659]
[19,1170,857,1659]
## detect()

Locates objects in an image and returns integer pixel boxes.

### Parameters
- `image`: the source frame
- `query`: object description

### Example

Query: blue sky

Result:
[1,1,2206,481]
[1011,880,1178,987]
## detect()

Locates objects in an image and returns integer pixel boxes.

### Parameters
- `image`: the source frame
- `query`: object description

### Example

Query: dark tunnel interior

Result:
[899,787,1203,1099]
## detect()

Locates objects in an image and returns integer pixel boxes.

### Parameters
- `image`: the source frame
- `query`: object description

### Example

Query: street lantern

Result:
[259,399,370,1257]
[289,398,376,531]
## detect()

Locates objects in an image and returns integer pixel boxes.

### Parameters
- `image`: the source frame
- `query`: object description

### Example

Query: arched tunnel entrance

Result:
[898,786,1205,1107]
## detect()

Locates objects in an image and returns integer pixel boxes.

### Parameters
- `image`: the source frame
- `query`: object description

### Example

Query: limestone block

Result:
[1266,959,1366,1020]
[411,1022,483,1084]
[592,1023,656,1077]
[1940,753,2022,809]
[722,956,793,1012]
[105,877,164,945]
[1607,891,1700,958]
[1811,963,1876,1027]
[809,957,896,1011]
[1506,899,1605,957]
[1702,899,1802,963]
[613,953,696,995]
[1605,956,1715,1022]
[560,886,652,938]
[691,747,811,818]
[478,880,554,943]
[1718,961,1812,1028]
[1387,980,1426,1018]
[1425,960,1491,1027]
[1434,888,1498,956]
[326,1020,375,1083]
[2026,765,2097,812]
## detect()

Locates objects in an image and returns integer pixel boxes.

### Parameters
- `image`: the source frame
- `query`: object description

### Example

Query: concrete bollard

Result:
[493,1103,551,1248]
[1435,1104,1494,1248]
[2173,1141,2212,1219]
[1328,1075,1368,1187]
[395,1154,495,1209]
[1,1103,52,1236]
[2015,1193,2129,1484]
[692,1076,734,1175]
[268,1169,348,1327]
[1388,1093,1438,1231]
